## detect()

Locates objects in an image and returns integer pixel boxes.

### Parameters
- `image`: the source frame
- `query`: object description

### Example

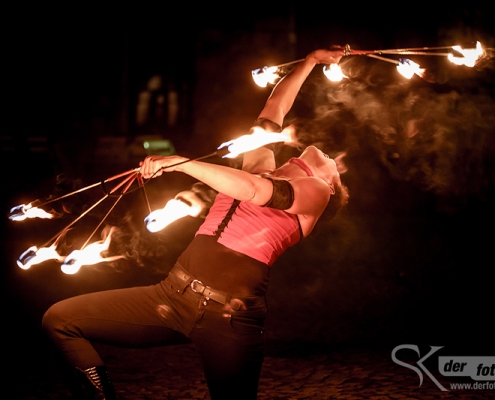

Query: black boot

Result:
[73,365,116,400]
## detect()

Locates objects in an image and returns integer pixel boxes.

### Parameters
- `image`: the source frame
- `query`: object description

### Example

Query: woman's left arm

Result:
[140,155,274,206]
[140,155,332,219]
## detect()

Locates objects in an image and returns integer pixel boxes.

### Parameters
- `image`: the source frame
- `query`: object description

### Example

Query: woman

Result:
[42,48,349,400]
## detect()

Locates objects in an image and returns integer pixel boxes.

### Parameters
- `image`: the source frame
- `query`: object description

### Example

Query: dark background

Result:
[2,2,494,387]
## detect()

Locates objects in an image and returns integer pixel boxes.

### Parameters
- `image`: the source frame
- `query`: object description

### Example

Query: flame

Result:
[17,244,64,270]
[61,228,123,274]
[323,63,347,82]
[145,198,201,233]
[396,59,425,79]
[218,126,294,159]
[252,66,280,87]
[448,41,484,67]
[9,203,56,221]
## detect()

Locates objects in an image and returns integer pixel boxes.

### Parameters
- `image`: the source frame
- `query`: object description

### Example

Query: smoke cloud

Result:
[289,52,495,205]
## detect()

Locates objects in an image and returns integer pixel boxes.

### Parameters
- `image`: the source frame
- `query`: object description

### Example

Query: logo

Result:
[392,345,448,391]
[392,344,495,392]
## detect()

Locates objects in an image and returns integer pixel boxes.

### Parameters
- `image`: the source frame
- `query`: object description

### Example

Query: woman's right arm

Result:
[242,48,345,172]
[257,48,345,128]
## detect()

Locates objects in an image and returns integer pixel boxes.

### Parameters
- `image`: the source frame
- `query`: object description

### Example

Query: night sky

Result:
[2,2,494,381]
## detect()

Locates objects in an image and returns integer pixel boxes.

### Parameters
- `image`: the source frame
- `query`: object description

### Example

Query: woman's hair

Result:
[320,180,349,222]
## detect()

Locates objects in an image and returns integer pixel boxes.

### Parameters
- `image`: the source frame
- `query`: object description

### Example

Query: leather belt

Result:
[189,279,229,305]
[168,264,267,312]
[169,264,230,305]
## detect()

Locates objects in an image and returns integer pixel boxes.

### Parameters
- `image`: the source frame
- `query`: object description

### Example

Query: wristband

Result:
[253,118,282,133]
[253,118,282,151]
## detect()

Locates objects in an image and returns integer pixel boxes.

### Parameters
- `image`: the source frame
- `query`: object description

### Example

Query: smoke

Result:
[289,53,495,205]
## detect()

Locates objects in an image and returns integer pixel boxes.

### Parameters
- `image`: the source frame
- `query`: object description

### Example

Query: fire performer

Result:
[42,48,349,400]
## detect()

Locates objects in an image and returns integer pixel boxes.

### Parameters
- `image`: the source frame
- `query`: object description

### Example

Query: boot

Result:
[73,365,117,400]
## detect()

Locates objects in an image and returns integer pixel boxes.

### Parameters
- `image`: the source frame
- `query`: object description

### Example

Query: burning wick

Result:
[61,228,123,274]
[323,63,347,81]
[252,66,280,88]
[218,126,295,159]
[145,198,202,233]
[448,41,484,67]
[251,58,305,87]
[397,59,425,79]
[17,244,64,270]
[9,203,56,221]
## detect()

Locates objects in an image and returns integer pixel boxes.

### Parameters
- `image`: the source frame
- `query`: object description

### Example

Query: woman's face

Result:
[298,146,340,188]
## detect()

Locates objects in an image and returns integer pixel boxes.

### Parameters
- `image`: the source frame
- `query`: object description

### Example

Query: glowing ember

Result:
[396,59,425,79]
[145,198,202,233]
[448,41,484,67]
[323,63,347,81]
[252,66,280,87]
[17,244,64,270]
[9,203,56,221]
[218,126,294,159]
[61,229,123,274]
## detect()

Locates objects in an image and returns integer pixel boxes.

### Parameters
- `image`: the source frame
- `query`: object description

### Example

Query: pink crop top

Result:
[195,193,302,266]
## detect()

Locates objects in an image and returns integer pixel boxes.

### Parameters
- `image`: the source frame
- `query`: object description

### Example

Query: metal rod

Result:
[271,58,305,69]
[37,168,138,208]
[148,151,220,177]
[40,194,109,248]
[378,45,455,52]
[253,58,305,72]
[376,51,452,56]
[351,49,451,56]
[137,174,152,214]
[106,171,138,194]
[366,54,400,64]
[81,174,138,250]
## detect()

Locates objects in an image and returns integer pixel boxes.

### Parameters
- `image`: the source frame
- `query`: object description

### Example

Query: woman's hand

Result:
[139,155,190,179]
[307,48,345,65]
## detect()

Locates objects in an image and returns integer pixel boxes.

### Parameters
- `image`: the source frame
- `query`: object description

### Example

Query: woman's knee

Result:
[42,300,77,338]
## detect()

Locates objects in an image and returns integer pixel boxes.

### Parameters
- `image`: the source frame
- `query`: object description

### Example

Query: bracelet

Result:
[253,118,282,133]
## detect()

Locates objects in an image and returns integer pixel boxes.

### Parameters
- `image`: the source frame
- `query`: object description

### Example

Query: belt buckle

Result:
[190,279,203,293]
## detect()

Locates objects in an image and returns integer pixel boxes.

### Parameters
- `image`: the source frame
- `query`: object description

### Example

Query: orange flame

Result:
[218,126,295,159]
[448,41,484,67]
[61,228,124,274]
[9,203,56,221]
[17,244,65,270]
[145,198,202,233]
